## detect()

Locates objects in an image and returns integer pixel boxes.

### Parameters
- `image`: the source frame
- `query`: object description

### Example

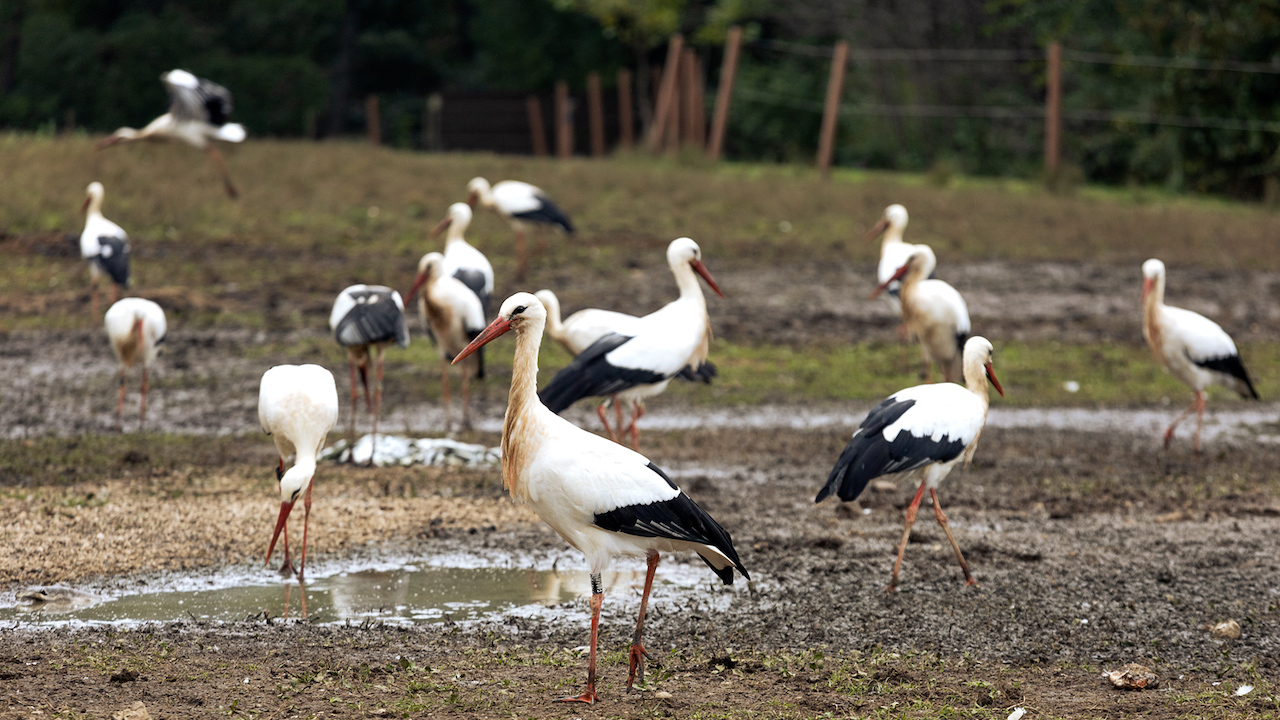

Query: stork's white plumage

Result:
[817,337,1004,592]
[536,289,643,356]
[1141,258,1258,452]
[104,298,166,429]
[538,238,724,449]
[259,364,339,580]
[329,285,410,454]
[865,204,923,312]
[874,244,970,382]
[80,182,131,318]
[97,69,246,198]
[452,293,748,703]
[466,177,575,279]
[429,202,494,315]
[408,253,487,429]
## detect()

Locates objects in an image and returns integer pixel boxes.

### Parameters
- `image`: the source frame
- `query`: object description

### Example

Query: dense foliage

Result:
[1,0,1277,198]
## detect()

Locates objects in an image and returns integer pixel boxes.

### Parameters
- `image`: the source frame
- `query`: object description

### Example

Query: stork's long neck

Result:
[671,262,706,307]
[446,224,470,245]
[1142,273,1166,356]
[541,298,565,340]
[963,360,992,413]
[292,456,319,478]
[882,224,906,248]
[501,316,546,501]
[86,196,105,221]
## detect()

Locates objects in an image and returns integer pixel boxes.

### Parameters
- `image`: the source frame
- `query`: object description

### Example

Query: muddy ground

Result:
[3,424,1280,717]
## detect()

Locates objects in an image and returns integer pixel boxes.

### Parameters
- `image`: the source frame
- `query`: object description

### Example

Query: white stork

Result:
[466,177,575,279]
[104,298,166,430]
[538,238,723,449]
[80,182,131,318]
[329,285,410,455]
[816,336,1004,592]
[97,69,246,198]
[452,293,748,703]
[865,204,922,314]
[429,202,494,316]
[1141,258,1258,452]
[407,253,486,430]
[873,244,970,382]
[259,364,339,580]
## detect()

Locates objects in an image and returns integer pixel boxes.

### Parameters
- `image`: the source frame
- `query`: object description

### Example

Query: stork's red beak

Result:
[691,260,725,298]
[453,316,512,364]
[870,263,910,299]
[864,217,890,241]
[406,271,428,303]
[265,500,295,564]
[80,196,91,215]
[985,362,1005,397]
[430,215,452,238]
[1142,277,1154,303]
[466,191,478,208]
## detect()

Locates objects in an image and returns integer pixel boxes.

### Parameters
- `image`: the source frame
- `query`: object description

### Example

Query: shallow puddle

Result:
[2,564,649,627]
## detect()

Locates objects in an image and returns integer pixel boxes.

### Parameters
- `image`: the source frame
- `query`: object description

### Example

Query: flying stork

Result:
[408,253,486,430]
[1141,258,1258,452]
[104,298,166,430]
[466,177,574,279]
[538,238,723,449]
[329,285,410,457]
[816,336,1004,592]
[97,69,247,198]
[429,202,494,316]
[873,244,970,382]
[259,364,339,580]
[452,293,749,703]
[80,182,131,318]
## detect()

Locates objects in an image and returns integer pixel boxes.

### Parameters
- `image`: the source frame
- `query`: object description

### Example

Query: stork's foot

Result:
[884,582,899,594]
[964,577,979,587]
[626,643,651,692]
[555,689,597,704]
[1162,428,1176,449]
[277,559,297,578]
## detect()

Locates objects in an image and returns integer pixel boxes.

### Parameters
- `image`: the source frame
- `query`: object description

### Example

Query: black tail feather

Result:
[676,361,718,384]
[1197,354,1259,399]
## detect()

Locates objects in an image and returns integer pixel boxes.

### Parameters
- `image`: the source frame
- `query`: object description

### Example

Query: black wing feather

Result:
[168,74,233,125]
[335,290,409,348]
[512,195,575,233]
[452,268,491,318]
[94,236,130,287]
[538,333,666,413]
[676,360,717,384]
[815,398,967,503]
[1195,354,1259,399]
[593,463,748,585]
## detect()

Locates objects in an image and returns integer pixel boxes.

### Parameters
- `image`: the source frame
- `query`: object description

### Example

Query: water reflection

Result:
[3,566,650,626]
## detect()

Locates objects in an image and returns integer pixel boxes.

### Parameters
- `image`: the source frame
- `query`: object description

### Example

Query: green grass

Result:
[4,134,1280,332]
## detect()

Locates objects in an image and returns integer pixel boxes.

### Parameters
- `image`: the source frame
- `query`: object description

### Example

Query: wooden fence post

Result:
[365,94,381,145]
[647,35,684,152]
[1045,41,1062,176]
[707,26,742,161]
[692,53,706,147]
[618,69,634,150]
[680,47,703,149]
[555,80,573,158]
[815,42,848,179]
[587,72,605,157]
[526,95,548,156]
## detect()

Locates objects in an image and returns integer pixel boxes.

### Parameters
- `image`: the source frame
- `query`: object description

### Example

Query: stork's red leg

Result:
[359,362,371,413]
[557,574,602,704]
[348,357,359,442]
[370,347,384,465]
[1163,395,1199,449]
[613,400,624,439]
[629,403,645,451]
[596,403,616,442]
[930,488,976,586]
[116,368,126,431]
[888,480,928,593]
[139,366,149,424]
[298,483,313,582]
[1192,391,1206,454]
[207,145,239,200]
[627,551,659,692]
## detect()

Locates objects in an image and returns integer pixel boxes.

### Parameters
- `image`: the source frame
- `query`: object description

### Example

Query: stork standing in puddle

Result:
[453,293,749,703]
[98,70,246,198]
[259,364,339,579]
[1141,258,1258,452]
[538,238,723,449]
[816,337,1003,592]
[80,182,131,318]
[466,177,574,279]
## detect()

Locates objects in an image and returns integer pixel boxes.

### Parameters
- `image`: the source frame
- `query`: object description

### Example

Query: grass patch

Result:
[4,135,1280,332]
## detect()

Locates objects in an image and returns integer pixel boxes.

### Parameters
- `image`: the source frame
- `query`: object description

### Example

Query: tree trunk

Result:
[635,46,654,138]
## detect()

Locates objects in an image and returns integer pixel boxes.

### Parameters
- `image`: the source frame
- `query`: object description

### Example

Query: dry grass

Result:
[3,134,1280,332]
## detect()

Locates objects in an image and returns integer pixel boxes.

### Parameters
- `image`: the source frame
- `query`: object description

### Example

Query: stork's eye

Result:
[511,305,527,317]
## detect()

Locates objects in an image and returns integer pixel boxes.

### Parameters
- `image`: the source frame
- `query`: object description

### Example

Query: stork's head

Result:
[871,244,936,298]
[81,182,104,214]
[865,203,909,240]
[453,293,546,364]
[266,462,315,565]
[163,69,198,88]
[1141,258,1165,303]
[963,336,1004,397]
[431,202,472,238]
[407,252,445,302]
[666,237,725,298]
[465,177,491,208]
